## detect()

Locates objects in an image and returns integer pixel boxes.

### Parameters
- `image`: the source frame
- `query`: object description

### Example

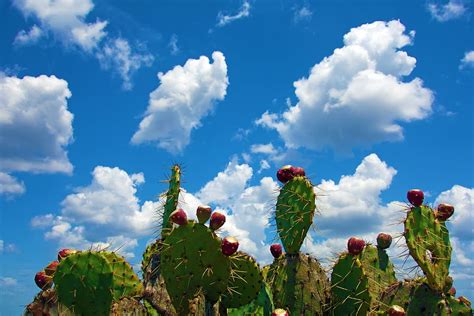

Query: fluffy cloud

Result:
[216,1,251,27]
[460,50,474,69]
[0,172,25,196]
[32,166,158,257]
[257,20,433,153]
[250,143,277,155]
[131,52,228,153]
[0,277,18,287]
[428,0,467,22]
[13,24,43,46]
[13,0,153,89]
[0,75,73,177]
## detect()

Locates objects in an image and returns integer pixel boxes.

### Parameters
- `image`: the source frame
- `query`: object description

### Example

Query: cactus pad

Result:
[161,164,181,237]
[404,205,452,292]
[275,176,316,254]
[267,253,330,315]
[221,252,263,308]
[100,251,143,299]
[331,253,371,315]
[54,251,114,315]
[160,221,231,311]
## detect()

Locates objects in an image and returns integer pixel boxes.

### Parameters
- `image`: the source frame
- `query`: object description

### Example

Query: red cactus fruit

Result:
[196,205,212,224]
[448,287,456,296]
[44,261,59,276]
[407,189,424,207]
[272,309,289,316]
[291,166,306,177]
[221,236,239,256]
[388,305,406,316]
[436,203,454,221]
[276,165,294,183]
[34,271,52,290]
[170,208,188,226]
[57,248,77,261]
[270,244,283,258]
[347,237,366,255]
[376,233,392,250]
[210,212,226,230]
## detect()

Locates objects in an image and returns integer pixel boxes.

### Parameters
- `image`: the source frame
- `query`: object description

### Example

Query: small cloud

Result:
[460,50,474,69]
[258,159,270,173]
[168,34,179,55]
[0,240,17,254]
[13,25,43,46]
[428,0,467,22]
[233,128,251,141]
[294,5,313,23]
[0,277,17,287]
[250,143,277,155]
[0,172,25,197]
[216,1,251,27]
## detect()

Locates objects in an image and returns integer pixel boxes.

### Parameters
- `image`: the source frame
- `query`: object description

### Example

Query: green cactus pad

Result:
[275,176,316,254]
[359,244,397,303]
[267,253,330,315]
[404,205,452,292]
[54,251,114,316]
[160,221,231,311]
[109,297,147,316]
[161,164,181,238]
[331,253,371,316]
[379,279,473,315]
[221,252,263,308]
[100,251,143,299]
[227,282,274,316]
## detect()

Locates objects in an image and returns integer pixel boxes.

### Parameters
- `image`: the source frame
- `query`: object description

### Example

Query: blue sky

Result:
[1,0,473,314]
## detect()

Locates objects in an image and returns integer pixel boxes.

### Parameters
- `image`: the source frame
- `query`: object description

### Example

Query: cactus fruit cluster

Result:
[25,164,472,315]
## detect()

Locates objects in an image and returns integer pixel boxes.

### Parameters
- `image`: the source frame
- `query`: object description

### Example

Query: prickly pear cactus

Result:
[160,220,231,313]
[267,253,330,315]
[227,282,274,316]
[161,164,181,237]
[275,176,316,254]
[110,297,147,316]
[404,205,452,292]
[54,251,115,315]
[359,244,397,305]
[100,251,143,299]
[221,252,263,309]
[330,252,371,316]
[24,289,73,316]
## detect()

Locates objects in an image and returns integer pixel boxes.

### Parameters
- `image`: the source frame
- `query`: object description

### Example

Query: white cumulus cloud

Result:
[0,172,25,196]
[0,75,73,179]
[131,51,228,153]
[256,20,433,153]
[428,0,467,22]
[13,0,153,89]
[460,50,474,69]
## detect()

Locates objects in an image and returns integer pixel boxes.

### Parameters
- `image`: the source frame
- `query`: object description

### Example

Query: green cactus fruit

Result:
[160,220,231,313]
[275,176,316,254]
[161,164,181,238]
[54,251,114,315]
[331,252,371,316]
[221,252,263,308]
[109,297,147,315]
[359,244,397,305]
[404,205,452,292]
[267,253,330,315]
[99,251,143,300]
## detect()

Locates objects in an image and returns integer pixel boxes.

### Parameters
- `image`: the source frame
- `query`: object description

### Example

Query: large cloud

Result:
[0,75,73,175]
[31,166,159,257]
[256,20,433,153]
[13,0,153,89]
[131,51,228,153]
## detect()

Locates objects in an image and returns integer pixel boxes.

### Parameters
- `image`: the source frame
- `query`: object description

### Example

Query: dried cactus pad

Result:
[221,252,263,308]
[331,253,371,316]
[54,251,114,316]
[404,205,452,292]
[275,176,316,254]
[160,221,231,309]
